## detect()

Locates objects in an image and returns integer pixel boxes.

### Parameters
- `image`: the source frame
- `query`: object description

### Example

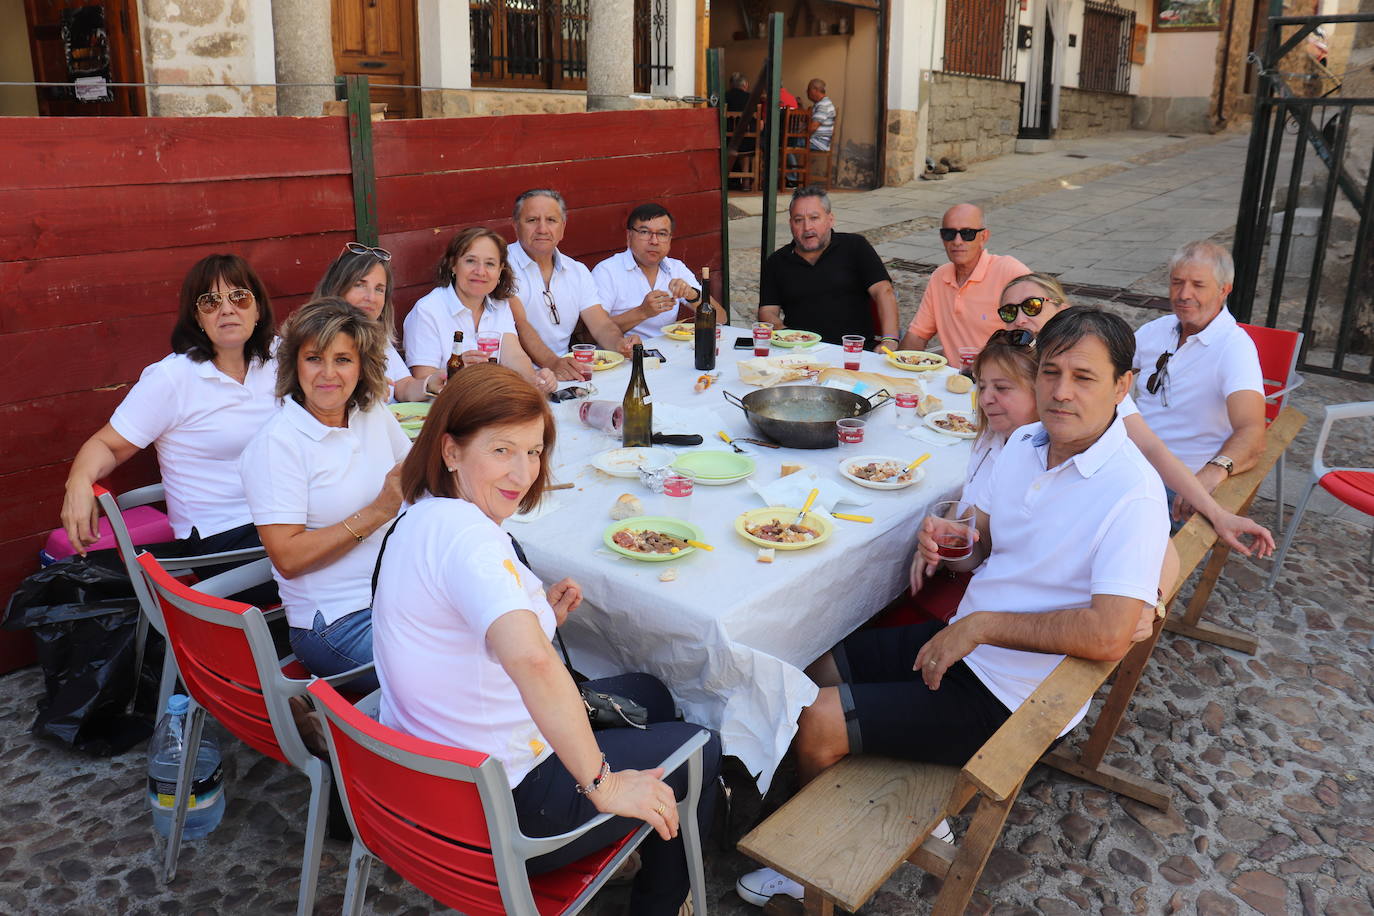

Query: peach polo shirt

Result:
[907,251,1030,360]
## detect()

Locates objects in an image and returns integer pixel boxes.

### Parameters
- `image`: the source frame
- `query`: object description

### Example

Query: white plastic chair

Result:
[1266,400,1374,588]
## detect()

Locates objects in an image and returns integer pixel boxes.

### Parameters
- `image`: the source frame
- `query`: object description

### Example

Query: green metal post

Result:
[707,48,732,323]
[345,74,379,247]
[760,12,783,272]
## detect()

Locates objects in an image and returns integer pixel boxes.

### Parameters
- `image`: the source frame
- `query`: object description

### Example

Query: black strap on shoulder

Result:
[370,510,408,603]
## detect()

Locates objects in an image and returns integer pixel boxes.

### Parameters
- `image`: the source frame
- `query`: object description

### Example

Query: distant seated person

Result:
[504,189,638,381]
[778,85,800,109]
[806,78,835,152]
[758,186,899,346]
[737,307,1174,907]
[900,203,1029,367]
[240,298,410,692]
[402,227,558,395]
[1132,241,1266,519]
[593,203,725,340]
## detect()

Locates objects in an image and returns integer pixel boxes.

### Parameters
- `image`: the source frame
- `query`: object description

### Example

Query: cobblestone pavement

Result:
[3,128,1373,915]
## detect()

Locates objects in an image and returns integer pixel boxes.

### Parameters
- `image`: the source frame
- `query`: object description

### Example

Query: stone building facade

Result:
[926,74,1022,166]
[1057,87,1135,139]
[140,0,277,117]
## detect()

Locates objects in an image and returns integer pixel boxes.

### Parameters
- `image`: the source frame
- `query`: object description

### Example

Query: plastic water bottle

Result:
[147,694,225,839]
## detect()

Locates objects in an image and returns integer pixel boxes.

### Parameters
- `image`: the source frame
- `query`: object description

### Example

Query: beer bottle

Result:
[621,344,653,447]
[693,267,716,371]
[446,331,464,377]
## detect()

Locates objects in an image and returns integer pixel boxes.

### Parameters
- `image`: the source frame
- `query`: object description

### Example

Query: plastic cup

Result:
[753,322,773,358]
[895,392,919,429]
[578,400,623,434]
[958,346,978,369]
[477,332,501,363]
[836,417,866,445]
[662,471,695,523]
[842,335,865,371]
[571,343,596,380]
[929,499,975,561]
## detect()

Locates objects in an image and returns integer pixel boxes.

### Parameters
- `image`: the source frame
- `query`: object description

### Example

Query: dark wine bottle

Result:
[621,344,653,447]
[693,266,716,371]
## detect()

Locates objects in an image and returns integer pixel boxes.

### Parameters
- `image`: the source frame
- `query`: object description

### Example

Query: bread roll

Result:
[609,493,643,520]
[945,374,973,394]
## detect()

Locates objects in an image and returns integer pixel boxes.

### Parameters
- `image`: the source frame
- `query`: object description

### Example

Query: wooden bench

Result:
[738,406,1306,914]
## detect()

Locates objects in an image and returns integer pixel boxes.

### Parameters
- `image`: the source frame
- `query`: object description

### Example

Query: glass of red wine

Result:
[928,500,975,561]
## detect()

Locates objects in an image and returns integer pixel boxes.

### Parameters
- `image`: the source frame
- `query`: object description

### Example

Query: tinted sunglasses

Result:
[997,296,1055,324]
[939,227,985,242]
[195,288,255,313]
[344,241,392,261]
[1146,350,1172,396]
[987,328,1035,348]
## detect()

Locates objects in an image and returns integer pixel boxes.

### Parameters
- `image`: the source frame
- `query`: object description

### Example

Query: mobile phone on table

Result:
[733,337,754,350]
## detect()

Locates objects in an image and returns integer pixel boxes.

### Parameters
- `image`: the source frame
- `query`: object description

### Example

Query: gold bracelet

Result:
[341,515,365,542]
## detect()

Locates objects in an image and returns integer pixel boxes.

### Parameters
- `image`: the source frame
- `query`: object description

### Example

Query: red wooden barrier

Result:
[0,107,723,673]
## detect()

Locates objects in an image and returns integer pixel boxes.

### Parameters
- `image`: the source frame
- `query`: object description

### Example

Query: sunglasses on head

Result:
[344,241,392,261]
[195,288,255,313]
[997,296,1055,323]
[939,227,985,242]
[986,328,1035,348]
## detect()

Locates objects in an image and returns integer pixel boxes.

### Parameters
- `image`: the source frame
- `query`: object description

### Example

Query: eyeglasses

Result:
[195,289,255,313]
[997,296,1055,324]
[344,241,392,261]
[542,289,560,325]
[939,227,985,242]
[630,227,673,242]
[1146,351,1172,398]
[987,328,1035,348]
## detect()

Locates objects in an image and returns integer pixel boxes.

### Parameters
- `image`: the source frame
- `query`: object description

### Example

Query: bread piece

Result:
[659,567,678,582]
[917,394,943,416]
[609,493,643,520]
[756,547,775,564]
[780,462,804,478]
[945,374,973,394]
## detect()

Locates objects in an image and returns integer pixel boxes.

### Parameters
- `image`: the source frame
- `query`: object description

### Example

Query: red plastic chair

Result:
[306,677,710,916]
[1238,324,1304,529]
[1266,401,1374,588]
[137,552,364,915]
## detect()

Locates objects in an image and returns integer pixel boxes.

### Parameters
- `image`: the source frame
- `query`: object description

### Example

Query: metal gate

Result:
[1231,12,1374,381]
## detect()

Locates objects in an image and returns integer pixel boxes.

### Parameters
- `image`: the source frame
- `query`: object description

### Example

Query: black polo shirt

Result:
[759,232,891,345]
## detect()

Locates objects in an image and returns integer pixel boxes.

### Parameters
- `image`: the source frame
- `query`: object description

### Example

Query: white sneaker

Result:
[735,866,805,906]
[931,817,954,842]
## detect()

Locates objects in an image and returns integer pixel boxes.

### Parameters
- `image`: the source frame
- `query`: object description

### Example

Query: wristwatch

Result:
[1206,455,1235,476]
[684,289,701,304]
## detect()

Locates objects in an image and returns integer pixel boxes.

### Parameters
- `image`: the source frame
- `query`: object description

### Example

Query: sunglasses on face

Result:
[997,296,1055,323]
[1146,350,1172,397]
[986,328,1035,348]
[939,227,985,242]
[344,241,392,261]
[195,289,255,313]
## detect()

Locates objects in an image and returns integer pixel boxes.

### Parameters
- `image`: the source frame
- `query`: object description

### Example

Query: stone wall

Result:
[927,72,1021,166]
[1055,86,1134,138]
[421,88,692,118]
[885,107,918,186]
[1131,96,1211,133]
[141,0,275,116]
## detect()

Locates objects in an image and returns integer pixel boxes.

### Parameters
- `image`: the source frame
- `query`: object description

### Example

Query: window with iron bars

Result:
[470,0,672,92]
[942,0,1019,81]
[1078,1,1135,94]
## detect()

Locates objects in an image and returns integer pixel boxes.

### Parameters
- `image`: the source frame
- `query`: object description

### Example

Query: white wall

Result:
[418,0,472,89]
[1138,30,1217,97]
[663,0,695,96]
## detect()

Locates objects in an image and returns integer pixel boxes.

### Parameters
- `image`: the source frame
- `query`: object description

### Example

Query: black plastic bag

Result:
[3,550,155,755]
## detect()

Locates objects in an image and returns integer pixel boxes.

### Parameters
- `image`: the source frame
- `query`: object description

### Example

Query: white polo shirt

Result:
[1131,308,1263,472]
[962,434,1004,509]
[373,496,556,787]
[110,352,278,540]
[957,416,1168,733]
[384,342,408,401]
[508,241,602,356]
[238,398,410,630]
[402,285,519,372]
[592,248,701,340]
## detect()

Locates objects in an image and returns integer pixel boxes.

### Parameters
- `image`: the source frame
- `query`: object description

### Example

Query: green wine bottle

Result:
[621,344,653,447]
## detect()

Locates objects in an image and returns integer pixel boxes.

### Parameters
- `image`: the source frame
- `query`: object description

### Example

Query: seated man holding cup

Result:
[737,307,1172,907]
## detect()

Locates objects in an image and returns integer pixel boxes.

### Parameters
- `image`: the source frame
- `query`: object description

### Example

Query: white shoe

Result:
[931,817,954,842]
[736,866,805,906]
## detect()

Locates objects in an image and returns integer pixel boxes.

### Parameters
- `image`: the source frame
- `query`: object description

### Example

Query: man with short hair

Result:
[758,186,899,346]
[806,78,835,153]
[900,203,1029,365]
[594,203,725,341]
[736,307,1170,907]
[1133,240,1266,515]
[507,189,637,381]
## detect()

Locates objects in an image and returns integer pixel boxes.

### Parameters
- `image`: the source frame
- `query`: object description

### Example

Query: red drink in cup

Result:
[928,500,975,561]
[477,332,501,363]
[937,534,972,559]
[842,335,865,371]
[753,322,773,358]
[571,344,596,381]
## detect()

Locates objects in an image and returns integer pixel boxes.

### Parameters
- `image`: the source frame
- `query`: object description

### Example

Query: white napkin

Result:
[908,426,962,447]
[651,402,726,437]
[748,471,871,517]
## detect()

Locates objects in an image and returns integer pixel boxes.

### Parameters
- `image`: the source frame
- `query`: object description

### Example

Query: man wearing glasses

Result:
[507,189,638,381]
[900,204,1028,365]
[1133,241,1265,516]
[594,203,725,340]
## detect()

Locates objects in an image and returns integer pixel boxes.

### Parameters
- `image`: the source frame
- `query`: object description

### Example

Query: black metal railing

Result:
[943,0,1018,81]
[634,0,672,92]
[1079,1,1134,94]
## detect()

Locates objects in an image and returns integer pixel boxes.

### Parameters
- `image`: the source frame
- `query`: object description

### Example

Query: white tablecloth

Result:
[515,332,973,788]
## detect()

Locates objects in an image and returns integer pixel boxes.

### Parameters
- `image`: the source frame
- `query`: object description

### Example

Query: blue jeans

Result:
[289,609,378,694]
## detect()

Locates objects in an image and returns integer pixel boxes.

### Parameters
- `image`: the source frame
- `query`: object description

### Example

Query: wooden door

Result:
[23,0,145,116]
[332,0,421,119]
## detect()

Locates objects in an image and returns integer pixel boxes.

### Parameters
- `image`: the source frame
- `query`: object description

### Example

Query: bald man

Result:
[900,204,1029,366]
